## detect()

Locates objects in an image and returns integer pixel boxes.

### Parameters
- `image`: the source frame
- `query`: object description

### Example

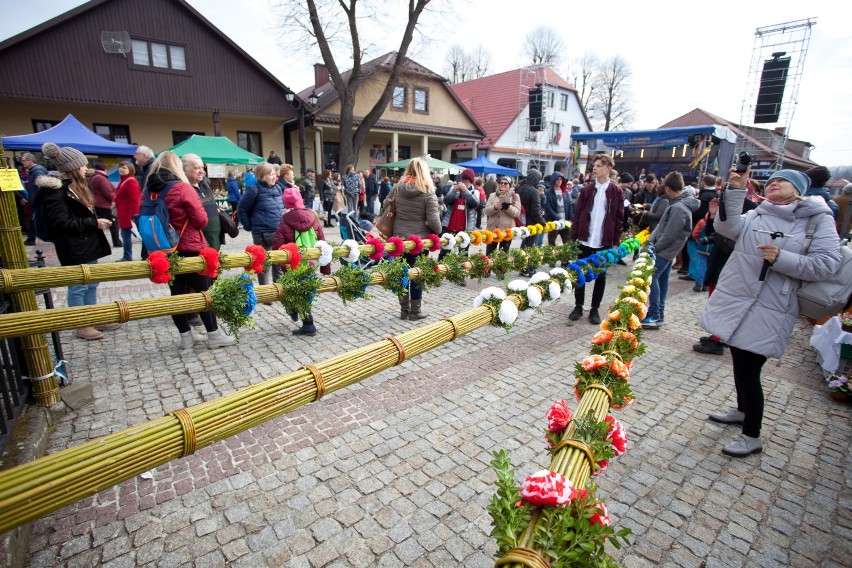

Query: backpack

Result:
[294,212,319,252]
[796,214,852,320]
[138,181,187,253]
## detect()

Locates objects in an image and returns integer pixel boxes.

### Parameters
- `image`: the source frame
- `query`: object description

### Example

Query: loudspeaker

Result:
[754,55,790,124]
[529,86,544,132]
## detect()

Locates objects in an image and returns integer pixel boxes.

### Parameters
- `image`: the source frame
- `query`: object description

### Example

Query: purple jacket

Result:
[570,181,625,248]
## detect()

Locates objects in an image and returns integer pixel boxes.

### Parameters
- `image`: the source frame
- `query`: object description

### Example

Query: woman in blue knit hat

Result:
[699,167,841,457]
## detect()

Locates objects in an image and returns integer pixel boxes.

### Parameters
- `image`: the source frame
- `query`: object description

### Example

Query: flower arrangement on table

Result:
[840,312,852,333]
[276,264,322,320]
[209,272,257,339]
[333,264,372,305]
[376,257,410,297]
[825,373,851,402]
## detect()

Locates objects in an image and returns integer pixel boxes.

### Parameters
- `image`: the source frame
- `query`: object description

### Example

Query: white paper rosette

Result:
[472,295,484,307]
[507,279,529,292]
[555,220,565,230]
[498,299,518,325]
[315,240,334,267]
[341,239,361,263]
[563,279,574,293]
[529,271,550,285]
[516,226,530,239]
[549,281,561,300]
[550,267,568,277]
[440,232,456,251]
[518,308,535,320]
[456,231,471,249]
[526,286,542,307]
[630,270,643,277]
[481,286,507,300]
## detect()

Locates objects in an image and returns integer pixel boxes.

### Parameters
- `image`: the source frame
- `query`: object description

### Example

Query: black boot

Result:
[292,315,317,336]
[398,295,410,320]
[409,299,427,321]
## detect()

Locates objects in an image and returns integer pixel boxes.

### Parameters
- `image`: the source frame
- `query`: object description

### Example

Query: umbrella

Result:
[454,155,519,176]
[376,154,462,172]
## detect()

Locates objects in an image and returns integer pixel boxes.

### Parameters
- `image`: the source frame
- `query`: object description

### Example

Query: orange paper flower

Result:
[470,231,483,246]
[591,330,613,345]
[609,309,621,321]
[628,314,641,330]
[483,230,495,245]
[492,229,504,243]
[504,228,514,240]
[581,355,608,371]
[600,320,611,331]
[610,359,629,379]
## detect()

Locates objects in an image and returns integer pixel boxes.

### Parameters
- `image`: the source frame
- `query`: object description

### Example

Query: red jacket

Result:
[115,175,141,229]
[89,170,115,210]
[570,181,625,248]
[163,181,209,253]
[272,208,331,275]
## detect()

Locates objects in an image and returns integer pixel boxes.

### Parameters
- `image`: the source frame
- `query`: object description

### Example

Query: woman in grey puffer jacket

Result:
[383,157,441,321]
[699,169,841,458]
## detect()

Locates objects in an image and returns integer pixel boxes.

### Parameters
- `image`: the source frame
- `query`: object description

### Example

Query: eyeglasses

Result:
[499,181,510,185]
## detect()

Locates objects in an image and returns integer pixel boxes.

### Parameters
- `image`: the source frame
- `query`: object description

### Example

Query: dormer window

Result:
[131,38,187,72]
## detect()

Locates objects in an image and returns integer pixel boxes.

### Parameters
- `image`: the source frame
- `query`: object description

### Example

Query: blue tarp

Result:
[1,114,137,155]
[454,155,519,176]
[570,125,736,150]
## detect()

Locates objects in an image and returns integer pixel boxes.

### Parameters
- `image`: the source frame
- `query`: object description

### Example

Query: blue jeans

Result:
[121,228,134,260]
[647,256,673,321]
[67,260,99,307]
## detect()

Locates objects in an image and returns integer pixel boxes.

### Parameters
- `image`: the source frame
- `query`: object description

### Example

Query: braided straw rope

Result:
[80,264,92,285]
[115,300,130,324]
[494,546,551,568]
[169,408,197,457]
[200,291,212,312]
[549,438,595,470]
[585,383,613,402]
[302,365,326,401]
[443,317,461,340]
[0,270,12,294]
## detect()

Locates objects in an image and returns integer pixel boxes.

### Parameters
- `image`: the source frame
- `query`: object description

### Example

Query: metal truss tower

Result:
[736,18,816,173]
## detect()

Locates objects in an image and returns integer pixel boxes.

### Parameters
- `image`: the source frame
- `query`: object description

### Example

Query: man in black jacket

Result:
[516,168,545,276]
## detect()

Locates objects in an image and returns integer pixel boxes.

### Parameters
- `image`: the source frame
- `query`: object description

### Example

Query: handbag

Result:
[374,187,398,237]
[218,209,239,238]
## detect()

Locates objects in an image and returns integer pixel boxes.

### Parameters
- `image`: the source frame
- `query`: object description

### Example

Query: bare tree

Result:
[469,45,491,79]
[444,44,491,83]
[278,0,433,169]
[521,26,565,67]
[566,52,598,111]
[589,56,633,131]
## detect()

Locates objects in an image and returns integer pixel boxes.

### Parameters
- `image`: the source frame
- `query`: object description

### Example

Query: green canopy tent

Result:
[376,154,462,173]
[161,135,264,165]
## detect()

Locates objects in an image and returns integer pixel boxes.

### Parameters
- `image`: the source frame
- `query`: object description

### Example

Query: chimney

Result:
[314,64,329,88]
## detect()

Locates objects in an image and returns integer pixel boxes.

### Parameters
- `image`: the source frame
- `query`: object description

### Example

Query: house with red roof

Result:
[450,66,592,176]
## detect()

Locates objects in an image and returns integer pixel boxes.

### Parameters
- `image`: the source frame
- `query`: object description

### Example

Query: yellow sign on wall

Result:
[0,169,24,192]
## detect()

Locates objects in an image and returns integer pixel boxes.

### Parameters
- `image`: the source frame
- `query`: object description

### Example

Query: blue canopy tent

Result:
[454,155,519,176]
[1,114,137,155]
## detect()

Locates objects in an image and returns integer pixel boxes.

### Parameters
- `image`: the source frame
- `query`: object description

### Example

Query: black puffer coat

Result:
[35,176,110,266]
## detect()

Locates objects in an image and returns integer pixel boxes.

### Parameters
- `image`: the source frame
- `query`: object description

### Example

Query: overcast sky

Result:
[2,0,849,166]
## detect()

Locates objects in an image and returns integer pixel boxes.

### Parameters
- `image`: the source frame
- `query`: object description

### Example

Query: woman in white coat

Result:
[699,168,841,457]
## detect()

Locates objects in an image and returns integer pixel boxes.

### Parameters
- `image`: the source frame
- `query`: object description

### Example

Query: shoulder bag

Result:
[374,187,398,237]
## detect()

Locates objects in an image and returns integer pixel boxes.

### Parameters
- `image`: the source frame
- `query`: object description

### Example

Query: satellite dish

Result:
[100,31,131,57]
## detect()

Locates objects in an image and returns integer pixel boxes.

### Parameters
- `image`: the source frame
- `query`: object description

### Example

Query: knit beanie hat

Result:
[41,142,87,173]
[766,169,810,195]
[461,168,476,183]
[619,172,634,184]
[282,187,304,209]
[804,165,831,188]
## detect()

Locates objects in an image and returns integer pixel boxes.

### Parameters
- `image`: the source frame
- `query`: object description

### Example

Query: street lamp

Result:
[286,91,319,176]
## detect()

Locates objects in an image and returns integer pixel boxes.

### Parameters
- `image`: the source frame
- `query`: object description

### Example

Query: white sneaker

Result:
[179,330,204,349]
[722,435,763,457]
[708,409,745,424]
[207,328,236,348]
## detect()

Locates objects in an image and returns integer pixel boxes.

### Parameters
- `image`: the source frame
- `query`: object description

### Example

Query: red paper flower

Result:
[364,237,385,261]
[546,399,572,433]
[581,355,608,371]
[407,234,424,255]
[425,233,441,253]
[386,236,405,258]
[589,503,610,527]
[433,265,441,272]
[198,247,220,278]
[605,415,628,456]
[520,470,575,506]
[278,243,302,271]
[245,244,267,274]
[148,251,172,284]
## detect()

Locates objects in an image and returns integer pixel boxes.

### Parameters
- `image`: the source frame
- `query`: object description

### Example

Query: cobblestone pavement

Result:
[20,231,852,567]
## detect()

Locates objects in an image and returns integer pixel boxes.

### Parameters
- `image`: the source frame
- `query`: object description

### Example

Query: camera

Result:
[734,151,753,174]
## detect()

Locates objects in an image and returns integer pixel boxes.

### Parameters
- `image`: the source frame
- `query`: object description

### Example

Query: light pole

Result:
[285,91,319,176]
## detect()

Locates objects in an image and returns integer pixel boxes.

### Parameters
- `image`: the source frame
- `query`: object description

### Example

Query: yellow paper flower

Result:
[631,278,645,287]
[637,290,648,303]
[622,285,636,294]
[628,314,641,330]
[609,309,621,321]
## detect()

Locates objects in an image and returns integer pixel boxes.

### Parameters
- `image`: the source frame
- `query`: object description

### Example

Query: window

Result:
[237,131,262,156]
[131,38,188,72]
[550,122,561,144]
[546,91,555,108]
[397,146,411,160]
[413,87,429,113]
[93,123,131,144]
[560,93,569,111]
[392,85,406,110]
[172,131,204,145]
[32,119,59,132]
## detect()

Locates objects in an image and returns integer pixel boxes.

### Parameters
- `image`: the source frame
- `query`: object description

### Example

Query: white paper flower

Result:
[456,231,471,249]
[441,232,456,251]
[563,279,574,293]
[516,226,529,238]
[498,299,518,325]
[549,281,561,300]
[507,279,529,292]
[630,270,643,278]
[550,267,568,277]
[555,220,565,230]
[529,272,550,285]
[472,295,484,307]
[315,240,334,267]
[342,239,361,263]
[526,286,542,307]
[481,286,507,300]
[518,308,535,320]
